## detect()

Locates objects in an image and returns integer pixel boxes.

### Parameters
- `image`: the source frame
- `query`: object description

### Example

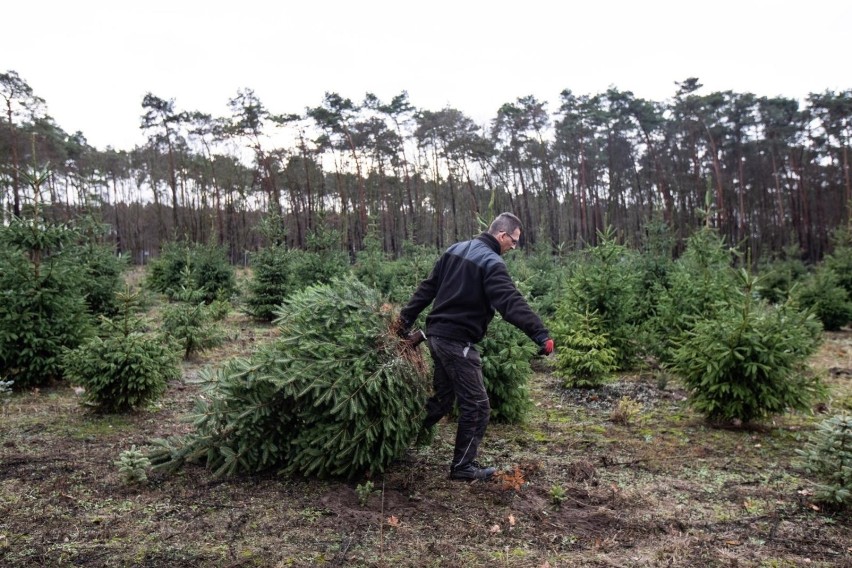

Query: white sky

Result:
[3,0,850,151]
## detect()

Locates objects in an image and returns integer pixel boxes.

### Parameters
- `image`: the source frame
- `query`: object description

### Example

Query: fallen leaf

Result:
[493,466,526,492]
[809,504,820,511]
[725,540,741,546]
[507,514,516,527]
[490,524,501,534]
[386,515,400,527]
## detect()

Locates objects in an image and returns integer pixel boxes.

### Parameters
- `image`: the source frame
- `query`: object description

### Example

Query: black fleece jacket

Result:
[399,232,549,345]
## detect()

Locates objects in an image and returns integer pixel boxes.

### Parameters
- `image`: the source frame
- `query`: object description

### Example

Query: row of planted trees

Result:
[3,70,852,265]
[1,192,850,502]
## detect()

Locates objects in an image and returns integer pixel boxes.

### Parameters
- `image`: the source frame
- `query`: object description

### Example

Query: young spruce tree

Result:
[0,166,91,389]
[670,271,824,424]
[797,414,852,506]
[480,316,537,423]
[62,289,181,413]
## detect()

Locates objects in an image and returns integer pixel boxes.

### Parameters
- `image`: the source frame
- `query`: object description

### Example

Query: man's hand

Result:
[404,329,427,349]
[395,317,410,339]
[538,338,554,356]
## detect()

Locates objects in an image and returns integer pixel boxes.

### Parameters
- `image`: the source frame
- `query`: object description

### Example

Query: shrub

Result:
[353,229,440,305]
[190,244,238,302]
[381,249,441,304]
[355,481,376,507]
[632,218,676,320]
[352,229,392,288]
[71,217,128,317]
[549,485,566,507]
[146,243,191,296]
[610,396,642,425]
[246,225,351,321]
[296,224,349,287]
[148,276,430,479]
[480,316,537,423]
[505,240,569,318]
[797,414,852,506]
[392,241,442,303]
[670,271,824,424]
[62,291,180,413]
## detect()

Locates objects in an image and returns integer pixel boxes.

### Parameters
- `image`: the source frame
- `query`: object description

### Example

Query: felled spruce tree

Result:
[148,275,430,479]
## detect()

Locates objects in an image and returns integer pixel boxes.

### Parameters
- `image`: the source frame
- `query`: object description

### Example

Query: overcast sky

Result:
[3,0,849,151]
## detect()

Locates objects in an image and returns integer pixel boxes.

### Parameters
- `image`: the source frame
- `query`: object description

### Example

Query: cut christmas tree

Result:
[149,275,430,479]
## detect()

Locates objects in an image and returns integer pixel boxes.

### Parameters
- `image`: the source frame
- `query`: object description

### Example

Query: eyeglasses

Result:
[502,232,519,247]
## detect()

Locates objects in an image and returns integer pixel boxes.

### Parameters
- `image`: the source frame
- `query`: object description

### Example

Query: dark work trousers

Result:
[423,336,491,470]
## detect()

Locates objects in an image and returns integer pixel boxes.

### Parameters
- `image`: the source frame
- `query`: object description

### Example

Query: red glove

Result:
[539,338,554,356]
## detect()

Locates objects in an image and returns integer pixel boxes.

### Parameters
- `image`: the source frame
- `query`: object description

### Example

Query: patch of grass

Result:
[60,414,135,440]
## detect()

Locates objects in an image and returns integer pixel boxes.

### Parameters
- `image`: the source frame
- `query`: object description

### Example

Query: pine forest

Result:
[3,71,851,264]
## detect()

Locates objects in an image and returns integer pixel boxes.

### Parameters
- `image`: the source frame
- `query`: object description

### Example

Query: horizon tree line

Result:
[2,69,850,264]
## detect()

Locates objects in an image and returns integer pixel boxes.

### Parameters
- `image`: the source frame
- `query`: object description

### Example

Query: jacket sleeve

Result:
[399,255,444,328]
[483,262,549,344]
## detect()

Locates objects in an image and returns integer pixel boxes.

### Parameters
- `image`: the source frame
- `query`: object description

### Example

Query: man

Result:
[398,212,554,481]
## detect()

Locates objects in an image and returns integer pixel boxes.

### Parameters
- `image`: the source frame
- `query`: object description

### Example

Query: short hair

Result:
[488,212,522,236]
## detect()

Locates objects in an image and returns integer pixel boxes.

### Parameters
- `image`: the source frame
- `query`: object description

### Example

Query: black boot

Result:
[449,461,496,481]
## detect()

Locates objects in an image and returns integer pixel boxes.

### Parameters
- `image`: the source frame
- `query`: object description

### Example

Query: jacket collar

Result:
[477,232,501,254]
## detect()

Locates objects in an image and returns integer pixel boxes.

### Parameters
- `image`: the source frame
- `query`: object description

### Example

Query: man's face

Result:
[498,229,520,255]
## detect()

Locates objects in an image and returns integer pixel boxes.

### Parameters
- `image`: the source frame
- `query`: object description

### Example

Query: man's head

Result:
[488,212,522,255]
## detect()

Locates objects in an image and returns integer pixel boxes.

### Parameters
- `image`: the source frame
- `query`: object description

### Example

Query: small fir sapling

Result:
[797,414,852,506]
[670,270,824,424]
[62,289,181,413]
